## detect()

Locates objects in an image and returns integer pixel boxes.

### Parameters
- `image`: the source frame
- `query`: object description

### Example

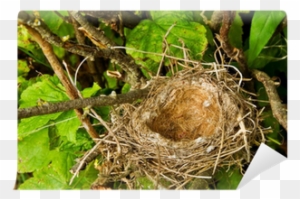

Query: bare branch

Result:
[69,11,103,86]
[218,11,248,75]
[70,11,116,48]
[69,11,146,88]
[18,88,150,119]
[18,11,146,88]
[252,69,287,131]
[24,24,99,139]
[69,148,101,175]
[83,11,145,30]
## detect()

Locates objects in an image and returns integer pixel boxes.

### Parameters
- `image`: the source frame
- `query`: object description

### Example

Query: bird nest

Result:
[92,64,265,189]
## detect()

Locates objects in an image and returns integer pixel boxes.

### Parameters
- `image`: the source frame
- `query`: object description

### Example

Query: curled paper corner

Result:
[237,143,286,189]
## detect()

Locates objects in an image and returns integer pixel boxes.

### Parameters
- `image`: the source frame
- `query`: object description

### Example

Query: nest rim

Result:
[93,65,265,189]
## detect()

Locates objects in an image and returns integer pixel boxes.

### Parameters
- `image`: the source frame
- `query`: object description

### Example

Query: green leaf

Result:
[81,82,101,98]
[18,128,52,173]
[261,110,281,149]
[18,75,69,139]
[229,12,243,49]
[92,106,110,121]
[151,11,194,21]
[248,46,280,69]
[18,112,62,139]
[185,178,210,189]
[18,76,49,104]
[19,75,68,108]
[256,81,270,107]
[136,176,155,189]
[204,24,214,46]
[69,54,79,66]
[19,167,65,189]
[18,60,30,77]
[126,11,208,74]
[19,151,75,189]
[39,11,74,38]
[48,125,60,150]
[121,83,131,94]
[70,160,99,189]
[104,71,117,89]
[54,110,80,143]
[247,34,285,69]
[248,11,286,67]
[215,167,243,189]
[99,23,123,46]
[137,58,160,77]
[53,45,66,60]
[51,152,77,185]
[18,25,50,67]
[59,128,94,153]
[19,152,98,189]
[283,26,287,39]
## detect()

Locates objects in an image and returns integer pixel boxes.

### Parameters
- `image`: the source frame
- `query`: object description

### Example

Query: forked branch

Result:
[24,24,99,139]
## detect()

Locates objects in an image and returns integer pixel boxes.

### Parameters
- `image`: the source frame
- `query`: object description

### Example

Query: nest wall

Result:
[94,66,264,189]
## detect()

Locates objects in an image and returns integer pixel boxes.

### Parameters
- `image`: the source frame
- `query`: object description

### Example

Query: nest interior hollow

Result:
[145,81,223,141]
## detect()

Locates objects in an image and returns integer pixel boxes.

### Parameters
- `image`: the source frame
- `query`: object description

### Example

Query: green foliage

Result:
[18,60,32,98]
[81,82,101,98]
[126,11,208,75]
[247,11,286,67]
[229,12,244,49]
[19,75,68,108]
[99,22,123,46]
[17,11,287,190]
[249,34,284,69]
[136,176,155,189]
[53,45,66,60]
[185,178,210,189]
[18,25,50,67]
[18,113,62,139]
[262,110,282,148]
[215,166,243,189]
[19,151,98,189]
[121,83,131,94]
[18,73,102,189]
[54,111,80,143]
[54,128,94,155]
[18,60,30,77]
[18,128,52,173]
[39,11,74,38]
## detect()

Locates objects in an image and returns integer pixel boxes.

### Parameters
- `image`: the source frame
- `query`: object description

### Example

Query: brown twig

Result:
[252,69,287,131]
[201,11,223,32]
[69,148,101,174]
[218,11,248,75]
[24,24,99,139]
[69,11,145,88]
[69,139,105,185]
[83,11,145,30]
[69,12,103,86]
[18,88,150,119]
[69,11,116,48]
[18,11,146,88]
[217,11,258,94]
